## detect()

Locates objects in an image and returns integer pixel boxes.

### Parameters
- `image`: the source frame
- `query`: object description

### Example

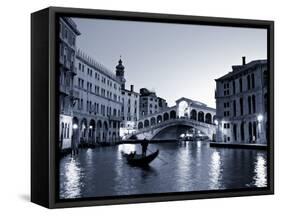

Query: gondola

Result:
[122,150,159,166]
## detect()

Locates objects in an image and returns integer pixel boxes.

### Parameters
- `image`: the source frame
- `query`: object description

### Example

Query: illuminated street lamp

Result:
[257,114,263,123]
[214,120,218,126]
[73,123,78,129]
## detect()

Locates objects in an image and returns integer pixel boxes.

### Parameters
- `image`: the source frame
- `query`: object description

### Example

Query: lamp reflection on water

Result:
[209,151,222,189]
[63,158,82,198]
[253,153,267,187]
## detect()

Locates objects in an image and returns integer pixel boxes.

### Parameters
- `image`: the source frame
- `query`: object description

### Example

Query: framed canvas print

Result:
[31,7,274,208]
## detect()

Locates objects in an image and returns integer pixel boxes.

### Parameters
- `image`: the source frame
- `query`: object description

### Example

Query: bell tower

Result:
[116,57,126,90]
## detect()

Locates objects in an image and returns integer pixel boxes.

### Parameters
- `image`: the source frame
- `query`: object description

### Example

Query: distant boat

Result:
[122,150,159,166]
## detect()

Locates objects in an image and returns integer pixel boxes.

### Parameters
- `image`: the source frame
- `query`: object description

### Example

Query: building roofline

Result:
[76,49,122,84]
[215,59,267,81]
[61,17,81,35]
[122,88,140,95]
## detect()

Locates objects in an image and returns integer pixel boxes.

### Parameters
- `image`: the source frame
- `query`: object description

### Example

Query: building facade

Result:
[71,50,123,147]
[59,17,81,151]
[111,58,140,135]
[215,57,268,144]
[139,88,168,117]
[121,85,140,130]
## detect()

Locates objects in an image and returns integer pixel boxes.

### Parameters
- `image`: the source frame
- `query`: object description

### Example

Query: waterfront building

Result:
[72,50,123,146]
[59,17,80,151]
[215,57,268,144]
[121,85,140,131]
[139,88,168,117]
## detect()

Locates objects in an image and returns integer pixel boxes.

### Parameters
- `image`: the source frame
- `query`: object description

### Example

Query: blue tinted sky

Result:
[72,17,267,108]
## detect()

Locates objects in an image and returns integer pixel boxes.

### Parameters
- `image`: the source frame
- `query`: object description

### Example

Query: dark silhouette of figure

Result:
[141,139,149,156]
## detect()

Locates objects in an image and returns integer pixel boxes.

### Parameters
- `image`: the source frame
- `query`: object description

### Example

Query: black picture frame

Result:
[31,6,274,208]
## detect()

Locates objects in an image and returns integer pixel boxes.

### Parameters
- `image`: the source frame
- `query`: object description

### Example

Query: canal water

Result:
[59,141,267,199]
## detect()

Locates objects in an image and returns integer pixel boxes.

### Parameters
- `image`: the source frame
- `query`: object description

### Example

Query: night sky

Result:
[72,17,267,108]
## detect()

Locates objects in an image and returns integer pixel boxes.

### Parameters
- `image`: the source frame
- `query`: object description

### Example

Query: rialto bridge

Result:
[127,97,217,140]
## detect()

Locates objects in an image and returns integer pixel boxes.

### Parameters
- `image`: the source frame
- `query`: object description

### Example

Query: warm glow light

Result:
[257,114,263,122]
[89,125,93,129]
[214,120,218,125]
[73,123,78,129]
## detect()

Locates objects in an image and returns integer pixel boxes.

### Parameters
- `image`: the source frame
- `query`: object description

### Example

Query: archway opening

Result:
[138,122,143,129]
[157,115,163,123]
[190,109,197,120]
[178,101,189,118]
[89,119,95,144]
[198,111,204,122]
[170,110,176,119]
[151,117,156,126]
[163,112,169,121]
[205,113,212,124]
[144,119,150,127]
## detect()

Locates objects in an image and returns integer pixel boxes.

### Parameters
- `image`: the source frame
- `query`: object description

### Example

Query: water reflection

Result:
[60,141,268,199]
[209,151,222,189]
[60,157,82,198]
[253,153,267,187]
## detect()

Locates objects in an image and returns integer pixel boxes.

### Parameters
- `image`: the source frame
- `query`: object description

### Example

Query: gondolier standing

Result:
[141,138,149,156]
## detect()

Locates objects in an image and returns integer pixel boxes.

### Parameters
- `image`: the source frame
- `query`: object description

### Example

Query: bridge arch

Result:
[150,120,215,140]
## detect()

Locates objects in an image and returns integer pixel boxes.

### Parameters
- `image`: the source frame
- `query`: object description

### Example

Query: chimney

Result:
[130,85,134,92]
[242,56,246,65]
